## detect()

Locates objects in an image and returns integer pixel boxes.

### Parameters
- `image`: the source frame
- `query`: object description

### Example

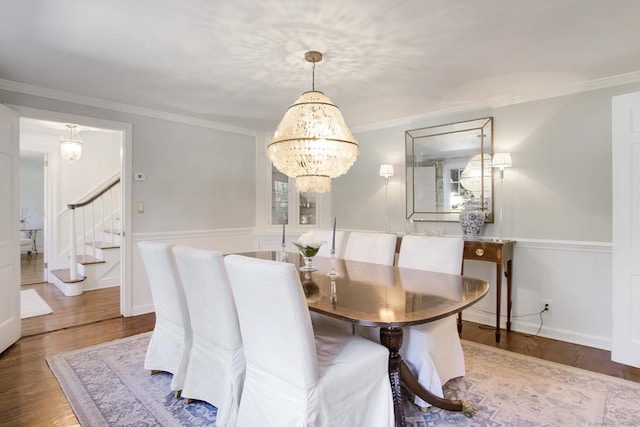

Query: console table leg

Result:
[506,259,513,332]
[495,263,502,342]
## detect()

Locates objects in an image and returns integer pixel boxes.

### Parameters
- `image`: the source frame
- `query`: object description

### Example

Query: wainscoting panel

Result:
[129,228,254,316]
[462,238,612,350]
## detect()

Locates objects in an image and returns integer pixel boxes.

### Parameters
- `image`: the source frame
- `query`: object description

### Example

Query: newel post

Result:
[69,206,78,281]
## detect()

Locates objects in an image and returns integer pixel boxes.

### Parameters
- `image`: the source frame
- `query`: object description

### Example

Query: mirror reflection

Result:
[406,117,494,222]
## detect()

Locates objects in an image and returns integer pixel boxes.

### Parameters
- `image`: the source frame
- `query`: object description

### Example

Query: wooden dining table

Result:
[236,251,489,427]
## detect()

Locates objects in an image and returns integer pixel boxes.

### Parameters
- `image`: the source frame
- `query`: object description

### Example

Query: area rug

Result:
[20,288,53,318]
[47,333,640,427]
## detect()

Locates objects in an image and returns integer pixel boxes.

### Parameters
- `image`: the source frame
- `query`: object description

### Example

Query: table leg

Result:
[495,263,502,342]
[380,327,405,427]
[379,326,474,426]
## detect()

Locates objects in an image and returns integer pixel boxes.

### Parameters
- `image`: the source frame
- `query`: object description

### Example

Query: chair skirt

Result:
[400,316,465,408]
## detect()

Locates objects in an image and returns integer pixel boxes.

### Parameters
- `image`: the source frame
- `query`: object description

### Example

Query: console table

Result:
[462,239,515,342]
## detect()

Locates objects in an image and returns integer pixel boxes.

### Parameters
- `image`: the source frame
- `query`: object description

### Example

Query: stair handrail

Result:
[68,175,121,210]
[66,174,121,281]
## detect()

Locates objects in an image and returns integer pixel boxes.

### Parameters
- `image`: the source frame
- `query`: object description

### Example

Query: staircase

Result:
[51,176,121,297]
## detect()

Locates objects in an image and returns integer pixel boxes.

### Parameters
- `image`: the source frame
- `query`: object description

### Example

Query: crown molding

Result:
[352,71,640,134]
[0,79,257,137]
[4,71,640,137]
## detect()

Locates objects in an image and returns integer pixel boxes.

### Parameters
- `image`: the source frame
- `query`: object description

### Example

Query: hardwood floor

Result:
[20,251,45,285]
[0,314,156,427]
[459,323,640,383]
[3,285,640,426]
[20,252,121,336]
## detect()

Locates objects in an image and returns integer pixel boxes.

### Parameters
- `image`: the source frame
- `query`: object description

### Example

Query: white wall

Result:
[130,116,256,233]
[332,82,640,350]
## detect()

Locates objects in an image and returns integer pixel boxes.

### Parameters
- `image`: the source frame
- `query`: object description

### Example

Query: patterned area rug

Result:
[47,333,640,426]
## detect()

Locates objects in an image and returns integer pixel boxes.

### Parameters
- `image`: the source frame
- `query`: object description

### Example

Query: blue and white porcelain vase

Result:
[459,198,485,240]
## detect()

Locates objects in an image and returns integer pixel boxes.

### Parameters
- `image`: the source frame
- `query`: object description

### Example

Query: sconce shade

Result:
[492,152,512,169]
[460,153,492,197]
[379,164,394,178]
[60,124,83,164]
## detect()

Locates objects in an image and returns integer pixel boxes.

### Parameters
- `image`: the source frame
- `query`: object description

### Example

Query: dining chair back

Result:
[398,234,464,274]
[343,231,397,266]
[137,241,191,395]
[224,254,394,427]
[396,234,465,409]
[172,246,245,427]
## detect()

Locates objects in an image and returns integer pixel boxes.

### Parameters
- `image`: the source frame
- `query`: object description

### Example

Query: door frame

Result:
[13,106,133,316]
[611,90,640,367]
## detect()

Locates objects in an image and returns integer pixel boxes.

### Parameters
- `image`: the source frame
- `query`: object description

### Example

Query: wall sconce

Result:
[492,152,512,241]
[379,164,394,233]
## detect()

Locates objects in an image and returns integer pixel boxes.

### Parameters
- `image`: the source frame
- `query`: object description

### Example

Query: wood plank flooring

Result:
[20,252,121,337]
[21,283,121,336]
[3,260,640,426]
[20,252,45,285]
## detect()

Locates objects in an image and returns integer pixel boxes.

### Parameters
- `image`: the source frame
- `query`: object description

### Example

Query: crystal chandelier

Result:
[267,51,359,193]
[60,124,83,164]
[460,153,492,199]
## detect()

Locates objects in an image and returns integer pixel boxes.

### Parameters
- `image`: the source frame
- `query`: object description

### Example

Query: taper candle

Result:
[282,219,285,244]
[332,217,336,251]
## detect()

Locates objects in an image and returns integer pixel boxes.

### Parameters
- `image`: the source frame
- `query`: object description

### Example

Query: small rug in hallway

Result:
[20,288,53,318]
[47,333,640,427]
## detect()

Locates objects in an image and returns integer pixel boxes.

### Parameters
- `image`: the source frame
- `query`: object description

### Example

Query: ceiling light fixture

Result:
[60,124,83,164]
[267,51,359,193]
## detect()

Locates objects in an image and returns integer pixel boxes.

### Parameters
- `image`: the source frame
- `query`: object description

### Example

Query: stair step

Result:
[51,269,86,284]
[76,255,106,265]
[87,242,120,250]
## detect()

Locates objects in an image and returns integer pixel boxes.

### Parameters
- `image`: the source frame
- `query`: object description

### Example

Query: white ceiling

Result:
[2,0,640,133]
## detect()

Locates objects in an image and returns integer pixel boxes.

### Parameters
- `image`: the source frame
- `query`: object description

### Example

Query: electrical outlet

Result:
[542,300,551,311]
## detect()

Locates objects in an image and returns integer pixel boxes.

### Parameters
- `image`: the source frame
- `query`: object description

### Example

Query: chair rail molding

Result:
[129,228,255,316]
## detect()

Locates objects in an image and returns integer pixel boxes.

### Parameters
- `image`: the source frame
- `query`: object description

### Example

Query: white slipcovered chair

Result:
[306,229,347,258]
[172,246,245,427]
[20,235,32,257]
[224,254,394,427]
[343,231,397,266]
[397,234,465,410]
[137,241,191,396]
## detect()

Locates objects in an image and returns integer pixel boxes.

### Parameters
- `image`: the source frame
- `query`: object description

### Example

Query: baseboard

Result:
[462,308,611,351]
[129,303,154,317]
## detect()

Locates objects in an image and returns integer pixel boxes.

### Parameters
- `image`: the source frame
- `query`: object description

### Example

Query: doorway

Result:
[18,111,131,334]
[19,151,46,286]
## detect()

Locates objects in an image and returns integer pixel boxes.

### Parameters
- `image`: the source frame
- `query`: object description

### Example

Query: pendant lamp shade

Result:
[60,124,83,164]
[267,52,359,193]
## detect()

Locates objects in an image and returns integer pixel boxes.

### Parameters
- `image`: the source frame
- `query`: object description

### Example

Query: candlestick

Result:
[327,249,339,278]
[332,217,336,251]
[330,279,337,306]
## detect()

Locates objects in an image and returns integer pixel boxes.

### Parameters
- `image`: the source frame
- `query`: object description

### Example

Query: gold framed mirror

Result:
[405,117,494,222]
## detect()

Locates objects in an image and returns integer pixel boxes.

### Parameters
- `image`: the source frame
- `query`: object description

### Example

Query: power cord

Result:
[472,307,547,336]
